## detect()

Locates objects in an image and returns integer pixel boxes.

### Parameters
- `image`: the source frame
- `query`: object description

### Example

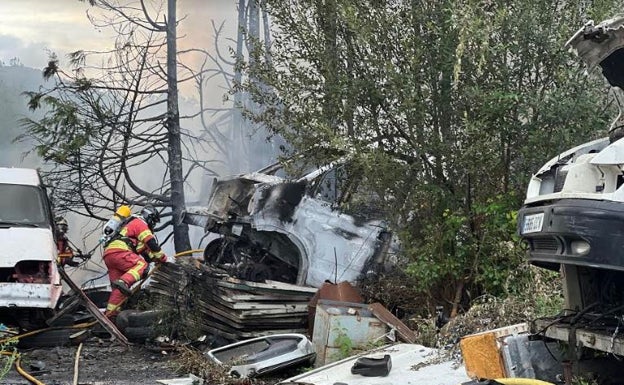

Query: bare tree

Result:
[20,0,219,252]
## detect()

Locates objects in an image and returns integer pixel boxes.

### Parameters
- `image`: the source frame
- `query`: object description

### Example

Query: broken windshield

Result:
[0,184,50,227]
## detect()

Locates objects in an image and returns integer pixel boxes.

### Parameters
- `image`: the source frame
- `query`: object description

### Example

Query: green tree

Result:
[240,0,618,313]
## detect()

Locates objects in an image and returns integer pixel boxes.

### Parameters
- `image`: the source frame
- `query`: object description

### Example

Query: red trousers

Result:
[103,249,147,317]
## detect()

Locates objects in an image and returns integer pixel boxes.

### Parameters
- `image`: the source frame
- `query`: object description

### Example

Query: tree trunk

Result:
[450,279,465,318]
[166,0,191,252]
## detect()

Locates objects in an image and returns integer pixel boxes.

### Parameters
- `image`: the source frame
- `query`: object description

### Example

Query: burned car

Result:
[184,162,395,288]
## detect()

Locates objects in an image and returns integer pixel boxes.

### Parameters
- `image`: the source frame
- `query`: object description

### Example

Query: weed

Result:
[572,375,599,385]
[0,339,18,381]
[332,327,354,360]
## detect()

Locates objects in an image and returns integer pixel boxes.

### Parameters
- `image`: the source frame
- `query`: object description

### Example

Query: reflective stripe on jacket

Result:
[104,217,154,255]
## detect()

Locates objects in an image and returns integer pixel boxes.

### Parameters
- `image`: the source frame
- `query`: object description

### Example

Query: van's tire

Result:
[18,328,73,348]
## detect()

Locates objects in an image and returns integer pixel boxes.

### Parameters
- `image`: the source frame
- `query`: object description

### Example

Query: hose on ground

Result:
[495,379,556,385]
[2,350,45,385]
[0,249,205,383]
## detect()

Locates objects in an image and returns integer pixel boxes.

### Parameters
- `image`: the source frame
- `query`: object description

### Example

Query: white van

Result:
[0,167,61,327]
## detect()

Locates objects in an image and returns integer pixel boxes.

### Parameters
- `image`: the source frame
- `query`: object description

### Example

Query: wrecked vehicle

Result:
[518,15,624,273]
[184,161,395,288]
[206,333,315,378]
[279,343,468,385]
[0,167,61,328]
[517,16,624,380]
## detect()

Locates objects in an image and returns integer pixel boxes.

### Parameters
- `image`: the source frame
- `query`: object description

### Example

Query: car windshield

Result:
[0,184,50,227]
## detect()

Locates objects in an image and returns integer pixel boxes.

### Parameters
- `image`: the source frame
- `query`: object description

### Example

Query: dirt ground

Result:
[1,338,298,385]
[1,341,182,385]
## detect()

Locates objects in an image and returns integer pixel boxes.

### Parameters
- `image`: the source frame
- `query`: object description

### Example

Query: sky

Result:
[0,0,238,71]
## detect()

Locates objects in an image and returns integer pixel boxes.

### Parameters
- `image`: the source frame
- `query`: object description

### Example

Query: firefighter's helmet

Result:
[115,205,132,219]
[140,204,160,229]
[55,217,68,234]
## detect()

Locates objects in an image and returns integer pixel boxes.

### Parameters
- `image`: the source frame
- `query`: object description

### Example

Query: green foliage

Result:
[505,261,564,318]
[19,93,93,164]
[0,339,18,380]
[572,376,599,385]
[240,0,621,311]
[332,327,354,360]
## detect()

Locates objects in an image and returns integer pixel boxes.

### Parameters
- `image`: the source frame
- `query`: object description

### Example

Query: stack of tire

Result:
[115,310,162,342]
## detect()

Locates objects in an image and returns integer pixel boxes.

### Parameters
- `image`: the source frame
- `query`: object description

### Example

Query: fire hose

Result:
[0,249,204,385]
[494,379,556,385]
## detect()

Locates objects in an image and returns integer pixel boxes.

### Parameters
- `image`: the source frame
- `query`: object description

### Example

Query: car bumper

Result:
[518,199,624,271]
[0,283,62,308]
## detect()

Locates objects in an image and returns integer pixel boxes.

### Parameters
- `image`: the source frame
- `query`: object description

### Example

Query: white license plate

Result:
[522,213,544,234]
[232,224,243,236]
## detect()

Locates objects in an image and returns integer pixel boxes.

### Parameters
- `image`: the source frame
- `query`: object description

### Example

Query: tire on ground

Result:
[18,328,73,348]
[117,309,162,329]
[122,326,155,342]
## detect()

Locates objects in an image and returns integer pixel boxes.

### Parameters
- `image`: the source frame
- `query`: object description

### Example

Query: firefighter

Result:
[55,217,81,267]
[102,204,167,320]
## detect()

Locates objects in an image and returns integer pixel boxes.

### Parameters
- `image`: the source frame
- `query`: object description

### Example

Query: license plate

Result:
[232,224,243,236]
[522,213,544,234]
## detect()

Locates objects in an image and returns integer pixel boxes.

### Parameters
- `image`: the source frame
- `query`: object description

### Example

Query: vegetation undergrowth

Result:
[0,339,18,381]
[408,261,564,368]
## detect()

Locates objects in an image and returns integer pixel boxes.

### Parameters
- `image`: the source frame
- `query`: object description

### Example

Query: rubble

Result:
[149,261,317,341]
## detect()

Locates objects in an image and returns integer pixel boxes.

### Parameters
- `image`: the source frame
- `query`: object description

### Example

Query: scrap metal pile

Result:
[149,259,317,341]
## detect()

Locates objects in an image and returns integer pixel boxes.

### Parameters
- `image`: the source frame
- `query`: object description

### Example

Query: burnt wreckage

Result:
[184,162,395,288]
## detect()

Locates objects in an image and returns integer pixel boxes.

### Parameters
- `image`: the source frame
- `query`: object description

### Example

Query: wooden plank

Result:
[368,302,417,343]
[58,267,129,345]
[237,328,308,339]
[214,297,309,312]
[197,299,308,322]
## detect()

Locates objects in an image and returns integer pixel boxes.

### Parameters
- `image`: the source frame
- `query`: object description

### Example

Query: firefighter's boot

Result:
[111,279,132,296]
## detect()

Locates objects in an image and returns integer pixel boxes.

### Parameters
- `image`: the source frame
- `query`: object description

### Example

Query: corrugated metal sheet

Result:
[150,262,317,341]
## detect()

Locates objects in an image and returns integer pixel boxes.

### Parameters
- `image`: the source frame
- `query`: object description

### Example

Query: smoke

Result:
[0,1,284,286]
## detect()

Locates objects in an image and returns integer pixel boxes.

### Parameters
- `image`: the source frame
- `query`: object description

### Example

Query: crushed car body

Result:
[206,333,315,378]
[184,162,395,288]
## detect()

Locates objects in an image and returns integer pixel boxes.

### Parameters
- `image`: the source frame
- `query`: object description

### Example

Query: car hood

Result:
[0,227,56,267]
[567,16,624,88]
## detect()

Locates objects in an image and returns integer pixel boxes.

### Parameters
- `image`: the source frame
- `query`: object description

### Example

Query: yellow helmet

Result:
[115,205,132,218]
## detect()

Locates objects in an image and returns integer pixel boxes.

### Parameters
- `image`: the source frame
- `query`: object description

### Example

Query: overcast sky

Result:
[0,0,238,70]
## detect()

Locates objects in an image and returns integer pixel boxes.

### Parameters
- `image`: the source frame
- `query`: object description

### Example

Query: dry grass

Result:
[172,346,290,385]
[172,346,244,385]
